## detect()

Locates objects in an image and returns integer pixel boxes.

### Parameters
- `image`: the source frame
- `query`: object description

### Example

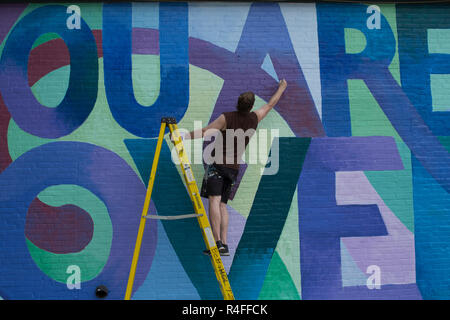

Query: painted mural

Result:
[0,2,449,300]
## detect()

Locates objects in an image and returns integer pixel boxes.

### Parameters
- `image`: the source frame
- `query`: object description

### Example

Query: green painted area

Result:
[258,251,301,300]
[26,184,112,283]
[428,22,450,112]
[381,4,402,86]
[344,28,366,54]
[428,28,450,54]
[438,136,450,152]
[430,74,450,112]
[348,79,414,232]
[31,63,69,108]
[32,32,61,50]
[132,54,160,108]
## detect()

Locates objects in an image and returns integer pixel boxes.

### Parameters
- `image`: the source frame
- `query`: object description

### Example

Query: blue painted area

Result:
[189,2,250,53]
[133,221,200,300]
[412,155,450,299]
[317,3,395,137]
[261,54,279,81]
[132,2,158,29]
[103,2,189,137]
[397,4,450,136]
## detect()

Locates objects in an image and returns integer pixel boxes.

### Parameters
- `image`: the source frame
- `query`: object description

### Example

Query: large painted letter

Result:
[0,5,98,138]
[103,2,189,137]
[298,137,421,299]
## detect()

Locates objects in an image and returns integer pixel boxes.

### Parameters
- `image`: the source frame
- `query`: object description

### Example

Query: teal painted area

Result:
[430,74,450,112]
[413,155,450,299]
[31,63,69,108]
[258,251,300,300]
[438,136,450,152]
[428,28,450,54]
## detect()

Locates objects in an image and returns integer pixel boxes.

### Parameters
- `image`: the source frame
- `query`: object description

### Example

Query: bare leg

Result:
[208,195,222,242]
[219,202,229,244]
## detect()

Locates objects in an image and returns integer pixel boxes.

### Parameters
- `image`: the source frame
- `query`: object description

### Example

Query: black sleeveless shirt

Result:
[216,111,258,170]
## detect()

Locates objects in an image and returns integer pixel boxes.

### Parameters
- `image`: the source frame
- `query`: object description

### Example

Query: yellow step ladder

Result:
[124,117,234,300]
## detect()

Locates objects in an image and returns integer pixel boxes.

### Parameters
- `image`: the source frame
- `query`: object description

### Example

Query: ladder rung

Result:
[144,213,203,220]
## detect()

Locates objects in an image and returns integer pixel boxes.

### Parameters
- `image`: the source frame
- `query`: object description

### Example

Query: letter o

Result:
[0,5,98,138]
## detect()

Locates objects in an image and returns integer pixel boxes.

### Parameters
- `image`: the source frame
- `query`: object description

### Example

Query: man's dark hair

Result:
[236,91,255,113]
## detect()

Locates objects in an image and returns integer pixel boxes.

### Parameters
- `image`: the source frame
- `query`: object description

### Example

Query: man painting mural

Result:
[176,79,287,256]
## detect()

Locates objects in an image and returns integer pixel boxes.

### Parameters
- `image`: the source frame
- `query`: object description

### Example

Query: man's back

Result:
[217,111,258,170]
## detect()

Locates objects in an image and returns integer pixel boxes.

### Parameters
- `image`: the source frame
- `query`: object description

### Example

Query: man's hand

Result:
[254,79,288,123]
[279,79,287,90]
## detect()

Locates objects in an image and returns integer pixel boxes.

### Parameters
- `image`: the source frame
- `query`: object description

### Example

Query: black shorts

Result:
[200,164,239,204]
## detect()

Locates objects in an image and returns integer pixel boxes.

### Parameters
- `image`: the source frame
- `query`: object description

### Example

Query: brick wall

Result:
[0,2,449,300]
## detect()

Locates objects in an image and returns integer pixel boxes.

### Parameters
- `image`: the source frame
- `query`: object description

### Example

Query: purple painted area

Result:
[133,27,159,55]
[0,4,26,43]
[340,284,422,300]
[307,136,404,172]
[298,136,421,299]
[337,171,416,285]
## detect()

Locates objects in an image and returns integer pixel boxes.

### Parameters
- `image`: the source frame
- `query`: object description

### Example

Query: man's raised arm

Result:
[254,79,287,123]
